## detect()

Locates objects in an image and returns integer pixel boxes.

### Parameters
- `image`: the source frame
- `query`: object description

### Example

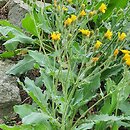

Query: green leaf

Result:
[40,69,53,92]
[101,64,123,81]
[7,55,35,75]
[82,73,101,99]
[75,123,94,130]
[22,14,38,36]
[38,13,52,34]
[28,50,55,69]
[0,20,22,32]
[14,104,36,118]
[0,26,21,36]
[28,50,46,66]
[0,123,53,130]
[24,77,48,112]
[33,123,53,130]
[0,51,18,58]
[22,112,49,124]
[0,124,33,130]
[88,114,122,122]
[119,101,130,116]
[0,26,34,51]
[4,35,34,51]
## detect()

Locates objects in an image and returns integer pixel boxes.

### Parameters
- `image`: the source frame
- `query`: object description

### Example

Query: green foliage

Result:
[7,55,35,75]
[0,0,130,130]
[22,14,38,36]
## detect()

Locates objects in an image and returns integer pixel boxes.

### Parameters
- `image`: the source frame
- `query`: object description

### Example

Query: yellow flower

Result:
[58,5,61,10]
[89,10,96,17]
[79,29,91,37]
[54,0,57,6]
[81,4,85,8]
[118,32,127,41]
[121,50,130,54]
[67,0,72,3]
[51,32,61,41]
[92,57,99,62]
[70,15,77,22]
[123,53,130,61]
[68,33,72,37]
[126,58,130,66]
[114,49,119,56]
[64,18,72,26]
[104,30,113,40]
[94,40,102,49]
[62,6,68,11]
[99,3,107,13]
[80,10,87,16]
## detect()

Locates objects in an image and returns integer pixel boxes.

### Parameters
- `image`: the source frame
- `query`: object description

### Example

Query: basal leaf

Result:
[22,14,38,36]
[0,124,33,130]
[24,77,48,112]
[75,122,94,130]
[22,112,49,124]
[14,104,36,118]
[7,55,35,75]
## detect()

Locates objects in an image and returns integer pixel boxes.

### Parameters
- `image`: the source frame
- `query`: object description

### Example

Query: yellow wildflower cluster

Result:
[118,32,127,41]
[89,10,96,17]
[92,57,99,62]
[64,15,77,26]
[80,10,87,16]
[79,29,91,37]
[121,50,130,66]
[71,15,77,22]
[94,40,102,49]
[51,32,61,41]
[114,49,119,57]
[62,6,68,11]
[99,3,107,13]
[104,30,113,40]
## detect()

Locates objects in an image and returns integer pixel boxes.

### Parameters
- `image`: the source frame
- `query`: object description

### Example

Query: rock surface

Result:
[7,0,28,27]
[0,60,21,118]
[7,0,50,26]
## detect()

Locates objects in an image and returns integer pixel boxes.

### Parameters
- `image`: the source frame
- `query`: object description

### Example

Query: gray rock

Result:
[0,60,21,118]
[7,0,50,27]
[8,0,28,27]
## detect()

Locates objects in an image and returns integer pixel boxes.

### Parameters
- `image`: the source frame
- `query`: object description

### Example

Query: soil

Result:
[0,5,8,19]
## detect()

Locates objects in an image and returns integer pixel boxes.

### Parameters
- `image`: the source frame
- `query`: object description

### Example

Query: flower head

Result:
[122,53,130,61]
[64,18,72,26]
[62,6,68,11]
[89,10,96,17]
[126,58,130,66]
[79,29,91,37]
[104,30,113,40]
[54,0,57,6]
[92,57,99,62]
[94,40,102,49]
[51,32,61,41]
[118,32,127,41]
[114,49,119,57]
[80,10,87,16]
[67,0,72,3]
[121,50,130,54]
[70,15,77,22]
[81,4,85,8]
[99,3,107,13]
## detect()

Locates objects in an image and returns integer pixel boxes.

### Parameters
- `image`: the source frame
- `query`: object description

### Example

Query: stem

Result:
[71,92,113,130]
